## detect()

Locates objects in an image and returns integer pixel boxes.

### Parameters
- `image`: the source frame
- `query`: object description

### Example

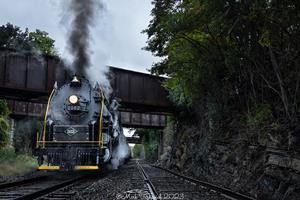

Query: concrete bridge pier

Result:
[157,130,164,159]
[8,118,15,147]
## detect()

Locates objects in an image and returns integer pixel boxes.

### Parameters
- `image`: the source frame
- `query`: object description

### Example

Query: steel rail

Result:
[152,165,256,200]
[0,175,49,190]
[136,161,158,200]
[14,175,86,200]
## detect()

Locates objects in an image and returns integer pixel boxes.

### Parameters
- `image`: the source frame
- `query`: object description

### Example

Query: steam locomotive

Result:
[35,75,129,171]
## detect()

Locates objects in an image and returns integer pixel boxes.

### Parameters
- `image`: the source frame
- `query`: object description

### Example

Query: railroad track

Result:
[0,173,93,200]
[136,161,157,200]
[137,160,256,200]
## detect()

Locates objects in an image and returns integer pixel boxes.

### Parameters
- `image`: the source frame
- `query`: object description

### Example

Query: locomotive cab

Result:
[35,76,115,171]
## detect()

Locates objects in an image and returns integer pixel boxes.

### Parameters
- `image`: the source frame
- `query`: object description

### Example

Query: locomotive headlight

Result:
[68,95,79,104]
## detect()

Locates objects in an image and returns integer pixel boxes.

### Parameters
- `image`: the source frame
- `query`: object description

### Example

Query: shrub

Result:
[13,118,41,154]
[0,100,9,117]
[134,129,159,161]
[0,147,37,176]
[247,104,272,128]
[0,100,10,148]
[132,144,144,159]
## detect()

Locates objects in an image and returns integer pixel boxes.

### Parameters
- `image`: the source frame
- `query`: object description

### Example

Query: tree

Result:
[132,144,144,158]
[0,100,10,148]
[144,0,300,121]
[143,0,300,150]
[134,129,159,161]
[0,23,31,51]
[29,30,56,56]
[0,23,57,56]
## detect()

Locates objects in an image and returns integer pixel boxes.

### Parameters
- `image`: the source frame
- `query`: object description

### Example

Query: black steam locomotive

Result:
[35,76,128,171]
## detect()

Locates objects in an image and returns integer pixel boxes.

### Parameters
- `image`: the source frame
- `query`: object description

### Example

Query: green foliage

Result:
[144,0,300,127]
[134,129,159,161]
[164,76,192,106]
[0,117,9,148]
[132,144,144,158]
[247,104,272,128]
[0,100,10,148]
[0,100,10,117]
[29,30,56,56]
[0,23,57,56]
[162,116,176,147]
[14,119,40,154]
[0,23,31,50]
[0,147,37,176]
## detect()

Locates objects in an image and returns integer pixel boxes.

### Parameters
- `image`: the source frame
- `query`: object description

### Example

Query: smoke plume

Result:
[67,0,102,77]
[111,132,131,170]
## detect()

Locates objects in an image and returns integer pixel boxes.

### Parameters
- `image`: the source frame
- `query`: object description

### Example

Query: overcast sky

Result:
[0,0,158,73]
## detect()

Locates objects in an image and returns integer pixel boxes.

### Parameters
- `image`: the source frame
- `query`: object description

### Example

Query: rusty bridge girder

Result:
[6,100,167,128]
[109,67,171,113]
[0,49,172,128]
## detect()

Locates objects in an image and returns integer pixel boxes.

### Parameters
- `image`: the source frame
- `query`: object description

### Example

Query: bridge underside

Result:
[126,136,143,144]
[6,100,167,129]
[0,49,172,128]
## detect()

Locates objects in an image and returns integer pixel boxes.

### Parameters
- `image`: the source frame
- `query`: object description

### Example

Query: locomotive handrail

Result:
[99,89,105,148]
[36,131,39,148]
[42,87,56,148]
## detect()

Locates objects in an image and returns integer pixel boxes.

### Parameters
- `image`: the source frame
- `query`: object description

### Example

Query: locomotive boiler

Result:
[35,75,128,171]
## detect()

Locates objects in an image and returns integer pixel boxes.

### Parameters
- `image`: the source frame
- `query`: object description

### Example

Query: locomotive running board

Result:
[38,165,60,170]
[74,166,99,170]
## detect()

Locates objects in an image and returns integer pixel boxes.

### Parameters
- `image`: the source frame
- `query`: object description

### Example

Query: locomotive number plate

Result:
[64,127,78,136]
[53,125,89,141]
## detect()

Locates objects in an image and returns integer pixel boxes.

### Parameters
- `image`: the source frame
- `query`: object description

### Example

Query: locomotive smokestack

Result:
[67,0,102,77]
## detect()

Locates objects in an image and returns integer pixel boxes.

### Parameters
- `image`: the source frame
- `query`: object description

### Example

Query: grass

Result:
[0,148,38,176]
